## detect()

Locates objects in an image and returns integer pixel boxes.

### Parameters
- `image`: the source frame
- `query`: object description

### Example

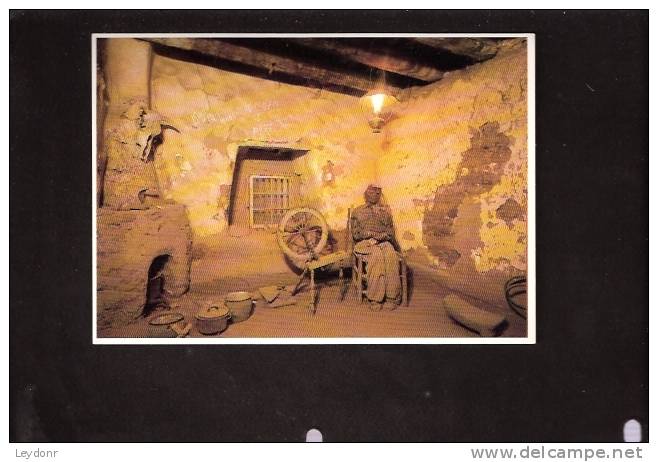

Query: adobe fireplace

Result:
[96,38,192,334]
[96,205,192,331]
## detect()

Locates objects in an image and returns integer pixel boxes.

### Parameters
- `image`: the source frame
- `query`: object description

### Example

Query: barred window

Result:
[250,175,292,227]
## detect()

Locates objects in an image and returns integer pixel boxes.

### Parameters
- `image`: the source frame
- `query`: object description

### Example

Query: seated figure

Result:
[351,184,401,311]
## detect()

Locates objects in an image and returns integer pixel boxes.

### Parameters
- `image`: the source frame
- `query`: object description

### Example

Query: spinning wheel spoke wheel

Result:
[277,207,329,267]
[276,207,331,315]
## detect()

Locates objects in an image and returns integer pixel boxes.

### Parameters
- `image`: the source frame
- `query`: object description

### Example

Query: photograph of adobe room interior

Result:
[94,35,533,342]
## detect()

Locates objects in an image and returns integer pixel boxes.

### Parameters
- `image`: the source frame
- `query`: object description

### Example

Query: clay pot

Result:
[225,291,253,323]
[195,305,231,335]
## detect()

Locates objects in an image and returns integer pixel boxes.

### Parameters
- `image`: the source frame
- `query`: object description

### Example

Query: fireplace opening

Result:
[143,254,171,316]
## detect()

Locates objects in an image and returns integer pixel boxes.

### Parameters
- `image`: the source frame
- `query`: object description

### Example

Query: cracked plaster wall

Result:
[376,40,528,306]
[149,54,380,237]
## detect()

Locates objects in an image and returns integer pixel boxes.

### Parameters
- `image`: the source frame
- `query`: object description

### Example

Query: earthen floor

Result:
[104,230,527,339]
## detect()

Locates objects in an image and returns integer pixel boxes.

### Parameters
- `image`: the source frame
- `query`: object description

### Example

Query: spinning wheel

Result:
[277,207,329,267]
[276,207,350,314]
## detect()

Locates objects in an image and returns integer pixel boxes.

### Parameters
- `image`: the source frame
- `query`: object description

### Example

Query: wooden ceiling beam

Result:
[409,37,500,61]
[142,37,391,94]
[287,38,444,82]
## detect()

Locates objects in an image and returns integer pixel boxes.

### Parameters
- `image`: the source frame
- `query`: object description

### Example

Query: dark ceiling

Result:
[141,37,519,96]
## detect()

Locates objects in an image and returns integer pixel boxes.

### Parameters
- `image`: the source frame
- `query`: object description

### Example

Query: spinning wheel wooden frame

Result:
[276,207,349,314]
[276,207,330,266]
